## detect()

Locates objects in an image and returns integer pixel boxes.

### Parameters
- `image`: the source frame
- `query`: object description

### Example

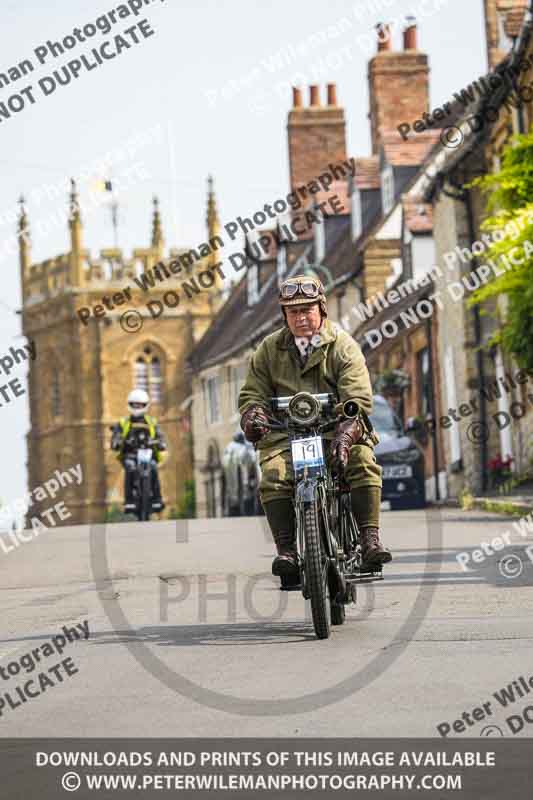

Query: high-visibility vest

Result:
[117,415,162,462]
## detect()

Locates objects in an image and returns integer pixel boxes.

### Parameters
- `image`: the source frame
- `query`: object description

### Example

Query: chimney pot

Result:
[309,84,320,106]
[376,23,392,52]
[403,16,417,50]
[327,83,337,106]
[292,86,303,108]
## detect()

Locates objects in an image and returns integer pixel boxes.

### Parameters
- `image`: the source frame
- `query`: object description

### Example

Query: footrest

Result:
[345,571,384,582]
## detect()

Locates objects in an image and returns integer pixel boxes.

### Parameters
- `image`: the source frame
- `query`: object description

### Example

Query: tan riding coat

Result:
[238,318,373,454]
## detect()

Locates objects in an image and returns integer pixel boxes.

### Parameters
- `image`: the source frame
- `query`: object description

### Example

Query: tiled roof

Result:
[188,216,354,370]
[355,278,435,350]
[403,198,433,233]
[381,130,443,166]
[315,180,351,214]
[354,157,380,189]
[188,238,311,369]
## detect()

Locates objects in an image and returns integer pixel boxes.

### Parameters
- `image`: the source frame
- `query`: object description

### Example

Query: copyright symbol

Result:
[120,309,143,333]
[466,421,490,444]
[440,126,464,148]
[61,772,81,791]
[499,554,523,579]
[480,725,504,736]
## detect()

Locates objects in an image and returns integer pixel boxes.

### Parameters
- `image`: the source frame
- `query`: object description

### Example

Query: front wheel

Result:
[138,472,152,521]
[303,501,330,640]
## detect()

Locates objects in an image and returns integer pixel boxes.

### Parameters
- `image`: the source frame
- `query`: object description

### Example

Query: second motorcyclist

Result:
[110,389,166,513]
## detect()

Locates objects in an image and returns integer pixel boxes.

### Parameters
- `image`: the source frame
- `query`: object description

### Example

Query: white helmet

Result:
[128,388,150,416]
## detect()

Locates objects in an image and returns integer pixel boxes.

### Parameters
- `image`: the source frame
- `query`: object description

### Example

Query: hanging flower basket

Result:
[488,454,514,488]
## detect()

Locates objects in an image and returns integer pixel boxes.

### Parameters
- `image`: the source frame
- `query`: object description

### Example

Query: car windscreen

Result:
[370,401,403,436]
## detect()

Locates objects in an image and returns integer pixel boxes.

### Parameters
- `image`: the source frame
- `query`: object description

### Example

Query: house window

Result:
[231,363,248,414]
[351,186,362,241]
[417,347,432,417]
[385,257,403,289]
[381,165,394,215]
[51,368,61,418]
[206,375,221,424]
[247,264,259,305]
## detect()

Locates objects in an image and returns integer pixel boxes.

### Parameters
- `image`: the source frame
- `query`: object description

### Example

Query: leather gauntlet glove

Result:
[330,417,364,469]
[241,405,270,444]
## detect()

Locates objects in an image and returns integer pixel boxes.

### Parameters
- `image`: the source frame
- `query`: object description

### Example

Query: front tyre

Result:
[303,501,330,640]
[139,472,152,521]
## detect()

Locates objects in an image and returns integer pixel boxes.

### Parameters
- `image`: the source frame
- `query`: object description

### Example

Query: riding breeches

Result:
[257,441,382,505]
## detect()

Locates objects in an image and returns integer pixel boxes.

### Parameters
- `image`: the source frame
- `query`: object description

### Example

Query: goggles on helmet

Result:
[279,280,321,300]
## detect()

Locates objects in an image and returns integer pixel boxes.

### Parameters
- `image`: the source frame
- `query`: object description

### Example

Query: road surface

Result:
[0,507,532,738]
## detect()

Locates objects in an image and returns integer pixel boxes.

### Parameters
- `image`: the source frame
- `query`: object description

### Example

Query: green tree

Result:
[105,503,133,523]
[168,479,196,519]
[468,132,533,370]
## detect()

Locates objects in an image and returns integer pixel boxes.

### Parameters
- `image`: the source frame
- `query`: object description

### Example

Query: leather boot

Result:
[263,498,299,583]
[360,527,392,568]
[350,487,392,568]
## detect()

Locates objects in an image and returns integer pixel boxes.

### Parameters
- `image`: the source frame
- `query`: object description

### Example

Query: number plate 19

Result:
[291,436,325,477]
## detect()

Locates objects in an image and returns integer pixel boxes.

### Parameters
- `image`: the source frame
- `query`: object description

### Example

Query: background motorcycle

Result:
[127,429,159,522]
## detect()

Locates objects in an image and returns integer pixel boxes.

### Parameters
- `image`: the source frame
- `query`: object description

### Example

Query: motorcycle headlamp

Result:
[288,392,321,426]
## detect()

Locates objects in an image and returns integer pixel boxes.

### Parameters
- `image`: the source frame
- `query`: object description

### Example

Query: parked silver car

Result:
[222,431,262,516]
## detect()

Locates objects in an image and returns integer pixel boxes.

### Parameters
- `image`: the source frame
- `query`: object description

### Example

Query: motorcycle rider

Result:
[110,389,166,513]
[239,275,391,586]
[223,429,261,516]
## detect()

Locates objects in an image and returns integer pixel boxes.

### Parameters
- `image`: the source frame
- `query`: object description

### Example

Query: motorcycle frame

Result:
[269,396,364,599]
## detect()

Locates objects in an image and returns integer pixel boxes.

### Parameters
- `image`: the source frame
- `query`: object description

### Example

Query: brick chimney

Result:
[287,83,347,192]
[483,0,528,70]
[368,18,430,154]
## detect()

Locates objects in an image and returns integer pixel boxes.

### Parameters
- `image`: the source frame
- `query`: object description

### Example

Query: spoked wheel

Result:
[303,501,330,640]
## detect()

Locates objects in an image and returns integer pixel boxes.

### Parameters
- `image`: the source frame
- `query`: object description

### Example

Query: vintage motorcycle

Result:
[110,425,159,522]
[264,392,383,640]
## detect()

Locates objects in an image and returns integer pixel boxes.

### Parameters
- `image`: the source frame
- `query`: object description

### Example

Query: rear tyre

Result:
[303,501,330,640]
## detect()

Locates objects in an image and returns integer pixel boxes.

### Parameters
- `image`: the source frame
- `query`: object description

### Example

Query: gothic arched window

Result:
[133,346,164,404]
[134,358,149,392]
[150,357,162,402]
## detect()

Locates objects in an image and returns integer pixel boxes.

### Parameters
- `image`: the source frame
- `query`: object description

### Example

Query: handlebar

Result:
[263,417,338,434]
[262,393,342,434]
[124,436,159,447]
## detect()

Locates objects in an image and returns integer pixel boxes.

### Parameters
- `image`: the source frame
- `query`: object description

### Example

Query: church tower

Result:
[20,182,221,524]
[205,175,226,313]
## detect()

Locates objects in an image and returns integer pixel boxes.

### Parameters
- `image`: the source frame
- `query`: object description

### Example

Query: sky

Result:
[0,0,486,520]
